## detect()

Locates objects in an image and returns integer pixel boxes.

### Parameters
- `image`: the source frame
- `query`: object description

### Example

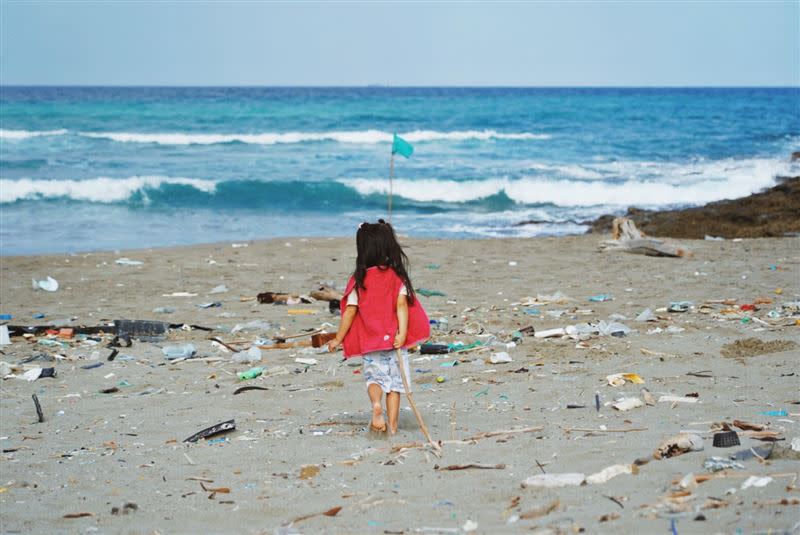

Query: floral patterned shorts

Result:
[362,349,411,393]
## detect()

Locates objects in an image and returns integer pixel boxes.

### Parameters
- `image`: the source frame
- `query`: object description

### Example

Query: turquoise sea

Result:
[1,87,798,254]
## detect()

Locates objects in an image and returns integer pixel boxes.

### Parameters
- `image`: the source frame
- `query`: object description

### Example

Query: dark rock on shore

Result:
[588,176,800,239]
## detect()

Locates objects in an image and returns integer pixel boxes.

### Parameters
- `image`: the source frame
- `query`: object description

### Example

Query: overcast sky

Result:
[1,1,797,86]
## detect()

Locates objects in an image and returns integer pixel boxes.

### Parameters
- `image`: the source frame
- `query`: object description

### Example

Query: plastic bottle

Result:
[162,343,196,360]
[238,366,264,381]
[232,346,262,363]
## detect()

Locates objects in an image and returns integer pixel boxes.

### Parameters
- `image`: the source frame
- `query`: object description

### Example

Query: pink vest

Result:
[341,267,430,358]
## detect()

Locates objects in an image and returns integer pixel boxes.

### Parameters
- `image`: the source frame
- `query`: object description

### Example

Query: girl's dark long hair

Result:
[354,219,416,305]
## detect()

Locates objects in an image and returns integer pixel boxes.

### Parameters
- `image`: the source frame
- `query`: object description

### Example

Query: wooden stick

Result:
[395,348,440,452]
[563,427,648,433]
[450,401,456,440]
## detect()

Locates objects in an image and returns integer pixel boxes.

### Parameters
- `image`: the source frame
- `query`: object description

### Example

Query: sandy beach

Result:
[1,234,799,534]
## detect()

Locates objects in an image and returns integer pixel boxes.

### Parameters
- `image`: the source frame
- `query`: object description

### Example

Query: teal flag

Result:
[392,133,414,158]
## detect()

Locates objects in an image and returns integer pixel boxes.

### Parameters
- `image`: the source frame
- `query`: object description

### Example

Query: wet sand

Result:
[1,234,799,534]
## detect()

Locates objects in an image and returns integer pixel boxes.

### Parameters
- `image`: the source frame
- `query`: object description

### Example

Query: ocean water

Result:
[1,86,798,255]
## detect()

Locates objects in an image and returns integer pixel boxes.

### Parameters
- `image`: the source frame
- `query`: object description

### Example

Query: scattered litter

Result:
[162,343,196,360]
[418,288,446,297]
[658,395,698,404]
[488,352,512,364]
[0,325,10,346]
[32,276,58,292]
[522,473,585,488]
[184,419,236,443]
[606,373,644,387]
[613,398,644,411]
[654,433,704,459]
[588,294,613,302]
[667,301,692,313]
[635,308,657,322]
[703,457,744,472]
[115,257,143,266]
[209,284,228,294]
[586,464,636,484]
[197,302,222,309]
[741,476,773,490]
[295,358,318,366]
[237,367,264,381]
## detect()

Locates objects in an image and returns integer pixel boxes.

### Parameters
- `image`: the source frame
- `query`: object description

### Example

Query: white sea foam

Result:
[0,129,69,140]
[341,157,794,207]
[79,129,550,145]
[0,176,217,203]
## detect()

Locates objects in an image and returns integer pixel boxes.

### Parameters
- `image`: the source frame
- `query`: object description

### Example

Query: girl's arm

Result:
[394,294,408,348]
[328,305,358,351]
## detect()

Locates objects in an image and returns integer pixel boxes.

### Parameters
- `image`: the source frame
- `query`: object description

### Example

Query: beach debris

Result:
[0,326,10,347]
[534,327,566,339]
[598,217,691,257]
[257,291,310,304]
[612,398,644,411]
[162,292,197,297]
[237,367,264,381]
[289,505,342,525]
[116,319,169,341]
[658,395,698,404]
[110,502,138,515]
[32,276,59,292]
[184,419,236,443]
[162,343,196,360]
[667,301,692,313]
[231,320,272,333]
[462,520,478,533]
[115,257,143,266]
[152,307,175,314]
[32,394,44,422]
[100,386,119,394]
[522,473,585,488]
[588,294,613,302]
[712,431,740,448]
[417,288,445,297]
[233,386,269,395]
[199,481,230,499]
[299,464,320,479]
[606,373,644,387]
[702,457,744,473]
[517,499,560,520]
[641,388,656,405]
[635,308,657,322]
[741,476,773,490]
[197,301,222,308]
[209,284,228,294]
[232,346,262,363]
[586,464,637,484]
[488,352,512,364]
[63,512,93,519]
[295,357,318,366]
[730,444,774,462]
[654,433,704,459]
[309,285,340,302]
[435,463,506,471]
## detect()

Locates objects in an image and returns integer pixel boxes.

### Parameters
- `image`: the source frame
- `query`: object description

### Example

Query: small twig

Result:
[450,401,456,441]
[535,459,547,474]
[604,495,625,509]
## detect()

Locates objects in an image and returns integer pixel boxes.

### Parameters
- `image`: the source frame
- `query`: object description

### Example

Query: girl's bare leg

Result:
[367,383,386,431]
[386,392,400,434]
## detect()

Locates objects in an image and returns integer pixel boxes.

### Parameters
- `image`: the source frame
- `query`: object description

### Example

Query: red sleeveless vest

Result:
[341,267,430,358]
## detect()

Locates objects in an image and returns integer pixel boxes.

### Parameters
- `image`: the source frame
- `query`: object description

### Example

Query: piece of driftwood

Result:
[600,217,691,258]
[310,286,341,302]
[435,463,506,471]
[32,394,44,423]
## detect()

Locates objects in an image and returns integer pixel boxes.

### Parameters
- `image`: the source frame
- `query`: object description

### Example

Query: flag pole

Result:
[388,151,394,223]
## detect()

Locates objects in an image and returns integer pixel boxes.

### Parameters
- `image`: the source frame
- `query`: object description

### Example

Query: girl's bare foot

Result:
[370,403,386,432]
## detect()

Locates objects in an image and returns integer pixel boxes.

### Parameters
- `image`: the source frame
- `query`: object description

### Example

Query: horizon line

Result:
[1,83,798,89]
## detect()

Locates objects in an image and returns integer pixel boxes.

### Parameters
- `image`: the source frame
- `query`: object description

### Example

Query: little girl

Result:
[328,220,430,434]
